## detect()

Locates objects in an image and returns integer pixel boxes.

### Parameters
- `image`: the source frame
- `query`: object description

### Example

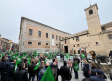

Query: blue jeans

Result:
[62,79,70,81]
[29,75,35,81]
[74,69,78,79]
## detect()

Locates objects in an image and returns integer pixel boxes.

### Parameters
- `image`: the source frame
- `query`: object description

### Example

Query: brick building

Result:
[19,17,71,52]
[60,4,112,55]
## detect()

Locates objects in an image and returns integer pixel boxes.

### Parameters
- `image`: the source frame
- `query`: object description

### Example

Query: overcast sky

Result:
[0,0,112,43]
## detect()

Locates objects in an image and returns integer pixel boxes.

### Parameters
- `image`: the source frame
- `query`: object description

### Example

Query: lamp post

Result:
[82,46,88,59]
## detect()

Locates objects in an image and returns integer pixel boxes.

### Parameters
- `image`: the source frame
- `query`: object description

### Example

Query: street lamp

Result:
[82,46,88,59]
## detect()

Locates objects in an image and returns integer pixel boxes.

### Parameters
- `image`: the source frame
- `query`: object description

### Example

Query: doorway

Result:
[64,46,68,53]
[78,50,80,54]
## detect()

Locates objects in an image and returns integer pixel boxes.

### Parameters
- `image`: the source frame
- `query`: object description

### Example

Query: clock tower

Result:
[84,4,102,35]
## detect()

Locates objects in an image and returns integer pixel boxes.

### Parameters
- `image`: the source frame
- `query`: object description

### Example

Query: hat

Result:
[95,69,104,75]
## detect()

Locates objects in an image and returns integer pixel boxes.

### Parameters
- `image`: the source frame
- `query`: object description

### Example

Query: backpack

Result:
[40,68,46,76]
[83,64,88,74]
[52,68,57,79]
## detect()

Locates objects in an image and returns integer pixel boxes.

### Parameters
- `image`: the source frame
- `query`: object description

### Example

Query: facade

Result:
[0,34,2,50]
[60,4,112,56]
[19,17,71,52]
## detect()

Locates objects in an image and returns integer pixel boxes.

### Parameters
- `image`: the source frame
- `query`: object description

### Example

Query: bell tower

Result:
[84,4,102,35]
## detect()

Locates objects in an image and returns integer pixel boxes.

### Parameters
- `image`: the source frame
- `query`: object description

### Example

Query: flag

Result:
[74,63,79,72]
[14,58,22,73]
[81,53,85,58]
[66,54,70,59]
[41,66,55,81]
[34,60,40,71]
[54,53,56,57]
[44,59,47,63]
[34,50,37,57]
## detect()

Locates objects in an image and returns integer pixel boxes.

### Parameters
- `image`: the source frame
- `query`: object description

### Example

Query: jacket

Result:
[90,75,106,81]
[83,63,90,78]
[38,67,47,81]
[28,63,36,76]
[36,64,45,75]
[60,66,72,80]
[52,66,60,81]
[67,60,72,67]
[0,60,14,81]
[13,68,28,81]
[50,62,58,68]
[72,60,77,68]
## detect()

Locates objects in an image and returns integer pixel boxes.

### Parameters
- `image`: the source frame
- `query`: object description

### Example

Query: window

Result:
[38,42,41,45]
[52,34,54,39]
[28,41,32,45]
[62,37,64,40]
[29,29,33,36]
[46,33,48,38]
[74,45,75,47]
[46,43,48,46]
[56,35,58,40]
[73,38,74,40]
[38,31,41,37]
[59,36,61,40]
[76,36,79,42]
[77,44,80,47]
[96,42,98,45]
[89,9,93,15]
[65,40,66,44]
[108,34,112,39]
[56,44,58,46]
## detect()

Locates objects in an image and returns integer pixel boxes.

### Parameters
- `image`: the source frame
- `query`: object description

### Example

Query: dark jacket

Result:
[52,66,60,81]
[28,63,36,76]
[50,62,58,68]
[83,63,90,78]
[90,75,106,81]
[60,66,72,80]
[76,58,80,64]
[13,68,28,81]
[0,60,14,81]
[72,60,77,68]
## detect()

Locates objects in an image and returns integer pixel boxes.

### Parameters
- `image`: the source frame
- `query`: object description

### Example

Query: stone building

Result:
[60,4,112,55]
[19,17,71,52]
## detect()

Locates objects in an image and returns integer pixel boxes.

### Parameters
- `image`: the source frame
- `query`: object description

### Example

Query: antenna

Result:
[89,0,91,6]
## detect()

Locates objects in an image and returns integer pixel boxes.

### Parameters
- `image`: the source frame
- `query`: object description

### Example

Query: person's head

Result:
[55,58,58,62]
[53,62,56,66]
[83,59,88,64]
[90,61,96,67]
[35,58,38,63]
[18,61,25,69]
[23,57,26,60]
[69,59,71,61]
[45,63,49,68]
[63,61,67,66]
[4,56,8,62]
[52,59,55,62]
[41,61,44,65]
[13,59,16,64]
[32,60,35,64]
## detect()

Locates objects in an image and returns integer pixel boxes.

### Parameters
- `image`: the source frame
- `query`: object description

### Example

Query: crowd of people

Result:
[0,51,112,81]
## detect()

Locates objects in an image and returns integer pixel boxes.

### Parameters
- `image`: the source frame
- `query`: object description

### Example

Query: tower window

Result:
[89,9,93,15]
[96,42,98,45]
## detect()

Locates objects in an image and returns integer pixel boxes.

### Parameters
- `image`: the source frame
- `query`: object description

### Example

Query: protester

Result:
[60,61,72,81]
[82,59,90,78]
[51,62,60,81]
[38,63,49,81]
[72,58,78,79]
[90,62,98,76]
[90,51,96,62]
[28,60,36,81]
[13,61,28,81]
[0,56,14,81]
[50,58,57,68]
[67,59,72,72]
[90,69,106,81]
[37,61,45,81]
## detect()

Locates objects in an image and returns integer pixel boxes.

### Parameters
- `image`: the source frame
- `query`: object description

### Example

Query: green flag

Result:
[14,58,22,73]
[41,66,55,81]
[81,53,85,58]
[66,54,70,59]
[34,50,37,57]
[34,60,40,71]
[44,59,47,63]
[74,63,79,72]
